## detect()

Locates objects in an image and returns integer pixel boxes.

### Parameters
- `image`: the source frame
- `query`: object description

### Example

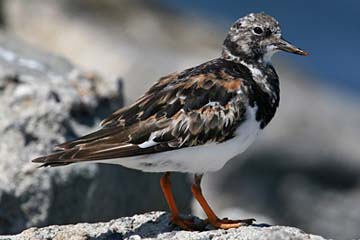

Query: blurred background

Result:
[0,0,359,239]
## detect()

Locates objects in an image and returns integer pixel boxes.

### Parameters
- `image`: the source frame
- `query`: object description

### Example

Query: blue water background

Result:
[164,0,360,95]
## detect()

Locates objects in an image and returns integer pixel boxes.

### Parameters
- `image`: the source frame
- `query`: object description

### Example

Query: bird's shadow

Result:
[122,213,178,239]
[88,213,175,240]
[90,213,272,240]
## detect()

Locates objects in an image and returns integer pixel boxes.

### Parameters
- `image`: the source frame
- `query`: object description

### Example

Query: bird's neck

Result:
[221,49,280,125]
[222,46,276,84]
[221,45,270,66]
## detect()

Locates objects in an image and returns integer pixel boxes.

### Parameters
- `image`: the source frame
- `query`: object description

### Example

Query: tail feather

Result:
[32,149,79,167]
[31,143,149,167]
[31,113,172,168]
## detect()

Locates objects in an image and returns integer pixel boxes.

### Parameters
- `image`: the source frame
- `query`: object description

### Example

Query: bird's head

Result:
[222,12,308,64]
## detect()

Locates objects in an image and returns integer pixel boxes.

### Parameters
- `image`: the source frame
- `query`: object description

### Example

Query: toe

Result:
[221,218,255,225]
[209,217,256,229]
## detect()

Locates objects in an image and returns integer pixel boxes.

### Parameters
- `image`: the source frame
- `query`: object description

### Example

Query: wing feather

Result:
[32,59,250,167]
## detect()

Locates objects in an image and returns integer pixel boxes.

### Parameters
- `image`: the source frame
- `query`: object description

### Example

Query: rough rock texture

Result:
[0,33,191,234]
[1,212,327,240]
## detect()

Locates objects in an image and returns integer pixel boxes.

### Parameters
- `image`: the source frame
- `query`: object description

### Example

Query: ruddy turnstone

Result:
[33,13,308,230]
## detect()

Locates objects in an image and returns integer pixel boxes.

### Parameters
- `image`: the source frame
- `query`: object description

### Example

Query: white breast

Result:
[100,106,261,173]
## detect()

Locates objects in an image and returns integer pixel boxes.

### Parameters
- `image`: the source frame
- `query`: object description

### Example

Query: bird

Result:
[32,12,308,230]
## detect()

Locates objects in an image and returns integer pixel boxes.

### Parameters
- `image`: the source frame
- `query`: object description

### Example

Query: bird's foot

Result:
[170,216,207,231]
[206,217,255,229]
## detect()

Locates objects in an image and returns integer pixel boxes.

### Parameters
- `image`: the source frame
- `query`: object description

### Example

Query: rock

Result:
[0,211,327,240]
[4,0,219,102]
[0,33,192,235]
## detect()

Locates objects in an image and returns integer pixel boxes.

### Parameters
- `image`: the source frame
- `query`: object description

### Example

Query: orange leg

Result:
[160,172,196,230]
[191,174,255,229]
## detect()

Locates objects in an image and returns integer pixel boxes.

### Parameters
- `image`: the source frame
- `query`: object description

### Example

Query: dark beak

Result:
[276,37,308,56]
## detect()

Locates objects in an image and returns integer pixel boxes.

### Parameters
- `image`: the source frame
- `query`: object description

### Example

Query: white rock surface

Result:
[1,212,327,240]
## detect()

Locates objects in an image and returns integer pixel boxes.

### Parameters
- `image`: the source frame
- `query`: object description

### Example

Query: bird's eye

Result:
[253,27,264,35]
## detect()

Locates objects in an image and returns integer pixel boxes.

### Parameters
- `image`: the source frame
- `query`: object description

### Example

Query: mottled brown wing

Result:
[100,59,246,129]
[32,119,171,166]
[32,59,248,167]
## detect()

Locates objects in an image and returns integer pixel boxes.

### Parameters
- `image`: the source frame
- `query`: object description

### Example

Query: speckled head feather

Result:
[222,13,307,63]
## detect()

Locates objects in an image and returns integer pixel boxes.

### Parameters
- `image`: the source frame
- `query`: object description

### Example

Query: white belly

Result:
[99,107,261,173]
